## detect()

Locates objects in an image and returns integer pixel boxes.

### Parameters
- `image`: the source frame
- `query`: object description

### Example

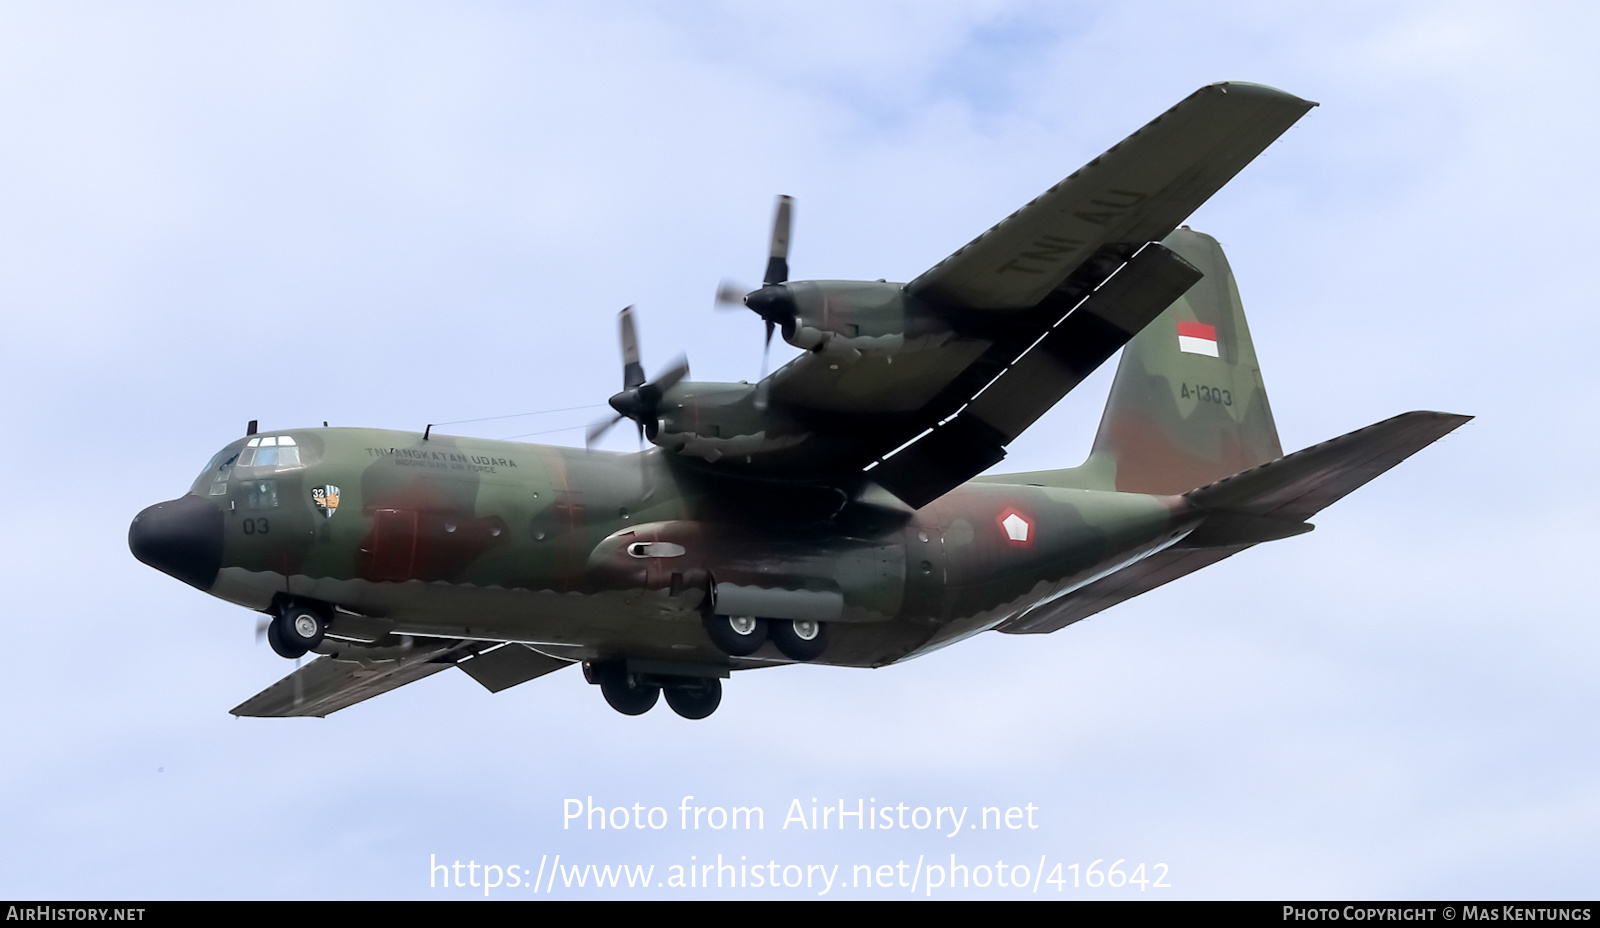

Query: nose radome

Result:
[129,495,224,590]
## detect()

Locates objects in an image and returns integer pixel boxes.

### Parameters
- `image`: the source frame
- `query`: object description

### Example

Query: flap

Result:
[456,644,574,694]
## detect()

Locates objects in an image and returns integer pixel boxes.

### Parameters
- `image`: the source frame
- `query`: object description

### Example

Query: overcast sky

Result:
[1,1,1596,900]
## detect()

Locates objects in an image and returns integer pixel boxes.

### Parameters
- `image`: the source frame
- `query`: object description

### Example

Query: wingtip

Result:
[1206,81,1319,108]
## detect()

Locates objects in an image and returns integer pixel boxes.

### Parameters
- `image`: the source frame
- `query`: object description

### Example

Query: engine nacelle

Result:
[745,280,950,356]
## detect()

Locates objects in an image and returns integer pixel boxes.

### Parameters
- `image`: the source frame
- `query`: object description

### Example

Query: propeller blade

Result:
[714,279,752,309]
[638,430,653,500]
[761,320,774,378]
[600,349,688,449]
[754,321,777,411]
[619,305,644,390]
[650,354,690,395]
[763,195,793,285]
[587,413,624,449]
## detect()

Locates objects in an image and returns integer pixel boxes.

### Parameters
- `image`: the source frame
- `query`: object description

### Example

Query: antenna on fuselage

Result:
[246,420,258,436]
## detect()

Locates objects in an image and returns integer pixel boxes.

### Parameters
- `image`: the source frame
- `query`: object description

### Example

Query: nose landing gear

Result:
[263,601,328,659]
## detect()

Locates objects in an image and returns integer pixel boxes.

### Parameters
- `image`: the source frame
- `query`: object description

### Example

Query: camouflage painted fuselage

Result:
[173,428,1192,670]
[128,84,1468,718]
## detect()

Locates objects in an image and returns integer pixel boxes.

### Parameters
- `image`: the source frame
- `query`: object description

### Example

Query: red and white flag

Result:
[1178,320,1218,357]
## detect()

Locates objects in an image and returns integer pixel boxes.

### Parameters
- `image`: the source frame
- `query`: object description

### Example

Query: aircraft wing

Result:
[231,640,573,718]
[702,84,1315,508]
[906,82,1316,312]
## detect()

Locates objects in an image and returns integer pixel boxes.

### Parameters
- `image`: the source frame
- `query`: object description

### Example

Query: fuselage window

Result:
[246,480,279,510]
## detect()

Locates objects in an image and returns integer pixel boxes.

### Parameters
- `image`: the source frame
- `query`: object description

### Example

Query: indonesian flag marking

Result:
[1178,320,1219,357]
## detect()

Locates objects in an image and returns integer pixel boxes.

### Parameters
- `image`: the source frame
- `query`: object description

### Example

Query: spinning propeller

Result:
[590,196,794,450]
[586,305,689,450]
[715,195,798,383]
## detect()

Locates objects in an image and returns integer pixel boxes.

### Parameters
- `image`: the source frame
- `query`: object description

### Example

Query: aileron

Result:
[908,82,1315,312]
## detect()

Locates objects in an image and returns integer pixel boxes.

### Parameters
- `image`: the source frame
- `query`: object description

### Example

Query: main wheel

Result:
[771,618,828,662]
[663,678,722,720]
[265,618,308,659]
[597,663,660,716]
[703,614,768,656]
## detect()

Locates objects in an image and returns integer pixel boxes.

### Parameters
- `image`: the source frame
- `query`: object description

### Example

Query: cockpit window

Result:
[189,433,314,498]
[195,448,239,496]
[238,436,301,469]
[196,449,238,481]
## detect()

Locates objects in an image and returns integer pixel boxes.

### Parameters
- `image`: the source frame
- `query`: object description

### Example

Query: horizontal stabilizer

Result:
[997,410,1469,635]
[998,544,1249,634]
[1185,410,1471,522]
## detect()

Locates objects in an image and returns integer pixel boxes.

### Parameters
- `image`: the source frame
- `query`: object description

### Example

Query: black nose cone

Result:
[129,495,224,590]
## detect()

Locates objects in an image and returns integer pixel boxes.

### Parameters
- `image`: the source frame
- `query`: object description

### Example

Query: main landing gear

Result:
[704,613,829,662]
[702,613,767,655]
[584,661,724,720]
[769,618,828,661]
[264,601,327,659]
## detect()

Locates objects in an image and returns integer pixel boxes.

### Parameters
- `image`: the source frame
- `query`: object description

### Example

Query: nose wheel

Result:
[265,603,327,659]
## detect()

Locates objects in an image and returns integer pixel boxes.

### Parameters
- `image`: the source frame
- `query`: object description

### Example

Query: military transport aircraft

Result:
[129,82,1468,720]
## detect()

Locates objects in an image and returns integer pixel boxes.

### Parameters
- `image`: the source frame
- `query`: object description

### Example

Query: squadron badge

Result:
[310,485,341,519]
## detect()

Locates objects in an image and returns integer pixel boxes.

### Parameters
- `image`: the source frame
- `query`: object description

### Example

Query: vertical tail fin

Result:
[1074,227,1282,494]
